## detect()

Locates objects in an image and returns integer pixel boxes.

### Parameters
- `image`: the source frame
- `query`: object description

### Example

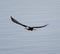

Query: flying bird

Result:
[10,16,48,31]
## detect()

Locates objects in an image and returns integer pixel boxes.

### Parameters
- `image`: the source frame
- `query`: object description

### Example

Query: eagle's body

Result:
[25,27,34,31]
[10,16,48,31]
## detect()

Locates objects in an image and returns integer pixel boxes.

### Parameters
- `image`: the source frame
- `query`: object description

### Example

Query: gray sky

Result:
[0,0,60,54]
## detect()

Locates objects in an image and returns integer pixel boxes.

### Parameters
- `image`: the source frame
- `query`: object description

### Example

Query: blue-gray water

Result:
[0,0,60,54]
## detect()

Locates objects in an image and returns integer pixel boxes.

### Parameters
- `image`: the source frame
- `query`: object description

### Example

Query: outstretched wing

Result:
[32,24,48,28]
[10,16,28,27]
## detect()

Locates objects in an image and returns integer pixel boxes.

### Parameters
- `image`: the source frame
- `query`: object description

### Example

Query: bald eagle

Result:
[10,16,48,31]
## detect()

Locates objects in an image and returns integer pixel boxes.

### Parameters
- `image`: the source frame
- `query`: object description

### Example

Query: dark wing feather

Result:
[10,16,27,27]
[32,24,48,28]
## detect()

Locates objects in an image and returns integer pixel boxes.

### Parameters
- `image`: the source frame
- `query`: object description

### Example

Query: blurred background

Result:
[0,0,60,54]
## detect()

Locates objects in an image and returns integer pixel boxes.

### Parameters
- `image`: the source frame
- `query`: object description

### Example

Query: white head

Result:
[25,27,29,30]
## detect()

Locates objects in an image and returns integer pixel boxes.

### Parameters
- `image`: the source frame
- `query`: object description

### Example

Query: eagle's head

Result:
[25,27,30,30]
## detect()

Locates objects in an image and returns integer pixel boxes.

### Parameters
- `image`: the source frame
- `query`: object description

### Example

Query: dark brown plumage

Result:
[10,16,48,31]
